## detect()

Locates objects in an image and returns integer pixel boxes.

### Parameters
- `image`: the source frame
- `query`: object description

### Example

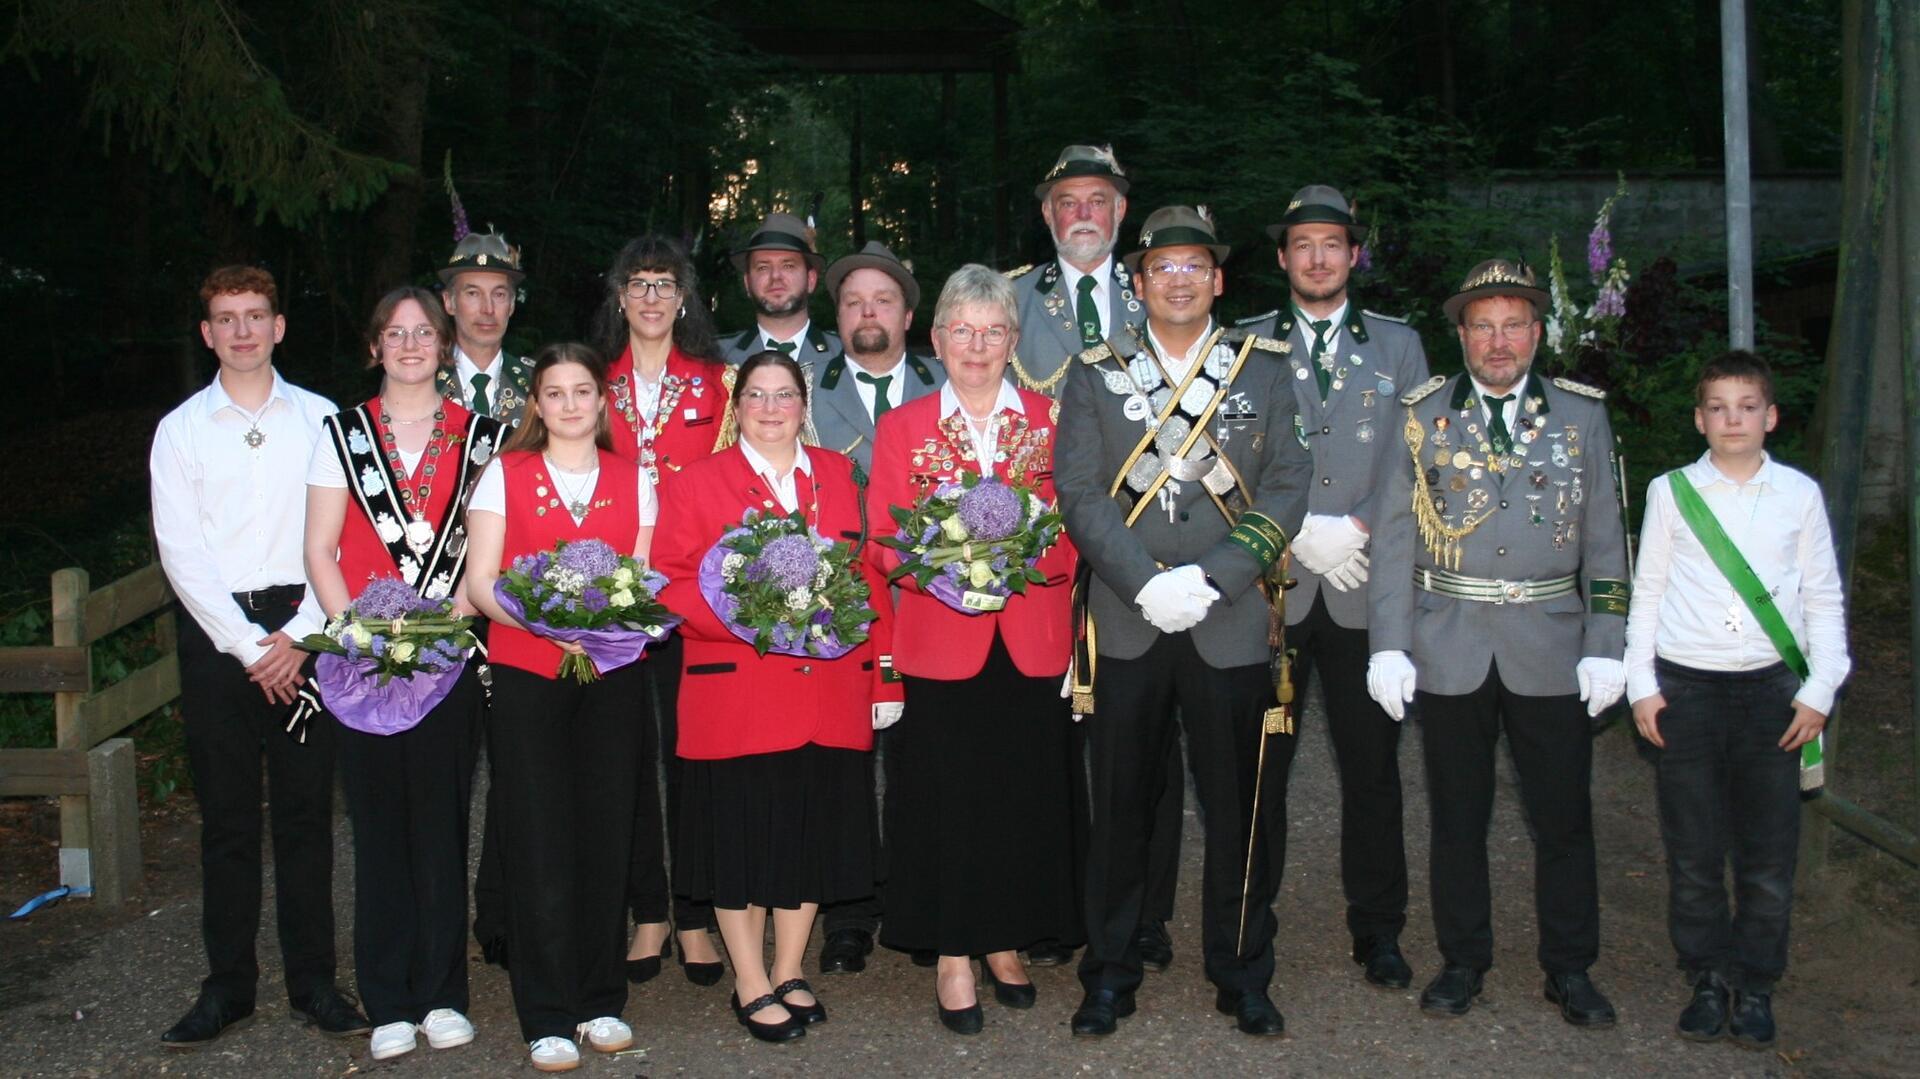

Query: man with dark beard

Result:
[807,241,944,473]
[720,212,840,366]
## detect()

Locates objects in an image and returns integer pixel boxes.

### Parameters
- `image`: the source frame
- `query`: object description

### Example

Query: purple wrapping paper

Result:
[315,653,466,736]
[697,530,858,659]
[492,584,679,679]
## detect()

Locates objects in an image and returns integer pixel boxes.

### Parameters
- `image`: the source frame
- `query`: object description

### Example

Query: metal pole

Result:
[1720,0,1756,349]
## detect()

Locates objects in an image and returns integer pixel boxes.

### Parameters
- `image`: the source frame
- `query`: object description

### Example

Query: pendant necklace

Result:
[379,401,448,554]
[545,455,596,520]
[236,400,271,448]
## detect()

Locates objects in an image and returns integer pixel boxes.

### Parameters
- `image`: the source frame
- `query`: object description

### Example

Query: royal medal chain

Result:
[379,403,450,555]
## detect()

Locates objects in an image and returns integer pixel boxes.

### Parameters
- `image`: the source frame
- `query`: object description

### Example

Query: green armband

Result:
[1226,510,1290,570]
[878,653,903,683]
[1588,578,1629,616]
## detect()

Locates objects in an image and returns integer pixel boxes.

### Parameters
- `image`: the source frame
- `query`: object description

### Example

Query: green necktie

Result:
[770,340,797,356]
[856,371,893,422]
[1486,394,1515,455]
[1306,316,1333,400]
[1075,275,1102,347]
[470,371,492,416]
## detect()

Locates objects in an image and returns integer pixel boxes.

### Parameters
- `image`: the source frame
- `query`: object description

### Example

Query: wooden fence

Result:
[0,564,178,905]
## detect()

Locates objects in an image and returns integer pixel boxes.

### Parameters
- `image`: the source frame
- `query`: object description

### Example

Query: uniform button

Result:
[1321,426,1332,435]
[800,664,812,674]
[1178,511,1190,522]
[1496,547,1507,556]
[1499,500,1509,509]
[1321,477,1332,485]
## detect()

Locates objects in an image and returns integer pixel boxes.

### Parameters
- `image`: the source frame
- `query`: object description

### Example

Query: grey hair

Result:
[932,263,1020,333]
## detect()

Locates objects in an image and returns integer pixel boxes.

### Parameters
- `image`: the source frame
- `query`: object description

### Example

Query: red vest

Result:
[336,397,475,596]
[606,345,728,479]
[491,449,643,677]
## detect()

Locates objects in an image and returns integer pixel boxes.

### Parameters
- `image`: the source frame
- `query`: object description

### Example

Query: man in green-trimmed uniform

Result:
[438,230,534,425]
[719,212,841,366]
[1055,207,1310,1038]
[1367,258,1629,1027]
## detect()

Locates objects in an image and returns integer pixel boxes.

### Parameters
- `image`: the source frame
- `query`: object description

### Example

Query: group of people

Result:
[149,143,1849,1068]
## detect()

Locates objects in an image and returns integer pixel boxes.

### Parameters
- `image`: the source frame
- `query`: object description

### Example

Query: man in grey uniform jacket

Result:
[1238,185,1428,991]
[1055,207,1310,1038]
[806,241,944,474]
[1367,258,1629,1028]
[718,211,841,366]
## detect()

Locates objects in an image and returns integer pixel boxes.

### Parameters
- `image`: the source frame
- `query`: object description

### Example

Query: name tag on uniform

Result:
[1221,391,1257,421]
[961,591,1007,612]
[684,407,699,420]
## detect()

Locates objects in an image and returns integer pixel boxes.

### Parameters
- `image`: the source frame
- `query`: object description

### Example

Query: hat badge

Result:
[1287,199,1303,212]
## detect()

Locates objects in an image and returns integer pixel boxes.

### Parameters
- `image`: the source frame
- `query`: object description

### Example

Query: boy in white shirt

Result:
[1624,351,1850,1051]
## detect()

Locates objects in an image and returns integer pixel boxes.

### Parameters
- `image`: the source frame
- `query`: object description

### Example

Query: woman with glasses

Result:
[650,350,901,1043]
[862,265,1080,1033]
[303,286,498,1061]
[591,236,732,987]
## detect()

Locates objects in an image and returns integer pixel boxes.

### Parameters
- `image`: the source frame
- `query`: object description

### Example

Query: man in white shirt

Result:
[150,266,368,1048]
[438,231,534,425]
[718,212,841,365]
[1625,351,1849,1050]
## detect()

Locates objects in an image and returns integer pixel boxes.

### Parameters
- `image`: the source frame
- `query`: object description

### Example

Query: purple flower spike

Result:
[582,587,610,612]
[956,480,1022,541]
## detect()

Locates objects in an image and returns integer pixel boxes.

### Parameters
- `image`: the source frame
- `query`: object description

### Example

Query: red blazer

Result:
[606,345,729,480]
[864,389,1077,681]
[653,444,901,761]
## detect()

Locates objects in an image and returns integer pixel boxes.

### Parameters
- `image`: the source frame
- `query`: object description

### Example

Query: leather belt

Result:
[232,584,305,612]
[1414,567,1576,605]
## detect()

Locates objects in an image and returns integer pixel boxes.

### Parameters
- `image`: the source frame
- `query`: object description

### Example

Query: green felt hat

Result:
[1443,258,1551,322]
[1264,184,1369,243]
[1123,205,1231,272]
[438,230,525,286]
[824,241,921,310]
[1034,144,1131,199]
[729,212,827,275]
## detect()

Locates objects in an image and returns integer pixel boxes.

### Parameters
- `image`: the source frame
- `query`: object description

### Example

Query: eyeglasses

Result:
[942,323,1010,346]
[622,278,681,300]
[741,389,803,409]
[381,326,439,347]
[1465,320,1536,341]
[1145,261,1215,281]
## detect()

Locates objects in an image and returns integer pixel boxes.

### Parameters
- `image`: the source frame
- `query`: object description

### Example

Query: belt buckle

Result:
[239,590,260,612]
[1503,581,1527,604]
[1490,579,1508,605]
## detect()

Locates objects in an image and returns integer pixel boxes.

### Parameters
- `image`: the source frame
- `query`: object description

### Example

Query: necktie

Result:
[856,371,894,422]
[1306,316,1333,400]
[1075,275,1102,346]
[770,340,797,356]
[1486,394,1516,455]
[470,371,492,416]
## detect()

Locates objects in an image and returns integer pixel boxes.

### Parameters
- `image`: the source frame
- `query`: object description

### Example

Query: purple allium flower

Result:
[753,534,820,591]
[956,481,1022,541]
[1587,223,1612,283]
[355,576,431,620]
[557,539,620,581]
[582,587,609,612]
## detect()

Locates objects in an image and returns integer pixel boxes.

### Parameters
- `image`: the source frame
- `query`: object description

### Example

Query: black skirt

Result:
[880,632,1080,956]
[676,743,875,909]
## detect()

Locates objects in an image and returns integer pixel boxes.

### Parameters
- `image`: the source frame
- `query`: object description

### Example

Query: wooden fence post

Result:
[87,738,140,904]
[51,567,92,890]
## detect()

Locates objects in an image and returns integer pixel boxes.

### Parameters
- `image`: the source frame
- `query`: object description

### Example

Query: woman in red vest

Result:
[465,343,656,1074]
[651,351,902,1043]
[590,235,730,984]
[304,287,499,1062]
[863,265,1080,1034]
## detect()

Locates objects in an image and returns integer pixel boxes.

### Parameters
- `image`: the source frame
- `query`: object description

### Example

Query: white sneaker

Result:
[529,1036,581,1072]
[577,1015,633,1052]
[369,1021,417,1060]
[418,1008,475,1049]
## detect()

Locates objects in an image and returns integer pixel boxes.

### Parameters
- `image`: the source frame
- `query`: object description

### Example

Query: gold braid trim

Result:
[1405,406,1489,571]
[1009,350,1072,395]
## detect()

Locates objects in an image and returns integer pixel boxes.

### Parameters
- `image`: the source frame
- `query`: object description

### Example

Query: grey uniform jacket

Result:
[436,354,535,427]
[808,350,944,472]
[1007,258,1143,394]
[1055,327,1312,670]
[1368,371,1629,697]
[1237,307,1430,629]
[718,322,842,367]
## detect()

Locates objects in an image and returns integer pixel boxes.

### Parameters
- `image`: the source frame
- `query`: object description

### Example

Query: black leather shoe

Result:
[1419,965,1484,1017]
[1355,936,1413,990]
[938,995,984,1035]
[773,978,826,1025]
[1025,939,1076,967]
[980,962,1037,1009]
[732,992,806,1043]
[288,986,370,1038]
[1135,922,1174,973]
[818,928,873,974]
[1069,988,1135,1037]
[1676,972,1729,1042]
[161,993,256,1048]
[1544,971,1618,1028]
[1728,990,1776,1049]
[1215,987,1286,1036]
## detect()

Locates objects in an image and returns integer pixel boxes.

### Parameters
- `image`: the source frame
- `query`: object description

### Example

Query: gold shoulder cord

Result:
[713,366,740,451]
[1009,351,1071,395]
[1405,407,1487,571]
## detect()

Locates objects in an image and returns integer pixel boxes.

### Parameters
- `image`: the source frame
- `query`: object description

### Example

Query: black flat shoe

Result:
[287,986,371,1037]
[1069,988,1135,1038]
[1677,971,1729,1042]
[732,992,805,1043]
[1420,965,1484,1017]
[937,994,984,1035]
[1135,922,1174,973]
[1354,935,1414,990]
[1025,939,1076,967]
[774,978,826,1025]
[1729,990,1776,1049]
[818,928,873,974]
[980,962,1036,1009]
[161,993,256,1049]
[1215,987,1286,1036]
[1544,971,1617,1028]
[627,934,667,984]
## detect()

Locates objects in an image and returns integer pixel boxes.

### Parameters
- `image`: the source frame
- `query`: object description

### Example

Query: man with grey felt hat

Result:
[437,230,535,426]
[1236,184,1429,994]
[721,211,840,365]
[805,241,944,477]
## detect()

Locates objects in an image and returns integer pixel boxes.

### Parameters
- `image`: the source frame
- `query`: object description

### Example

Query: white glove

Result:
[1134,566,1219,634]
[1576,657,1627,718]
[872,702,904,730]
[1321,549,1370,592]
[1290,513,1369,576]
[1366,650,1417,722]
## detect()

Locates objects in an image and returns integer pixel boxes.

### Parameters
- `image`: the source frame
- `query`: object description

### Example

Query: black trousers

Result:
[178,597,338,1005]
[336,665,481,1025]
[489,663,641,1041]
[1279,594,1408,942]
[626,635,713,931]
[1418,661,1599,975]
[1062,718,1181,948]
[470,625,505,954]
[1079,633,1294,996]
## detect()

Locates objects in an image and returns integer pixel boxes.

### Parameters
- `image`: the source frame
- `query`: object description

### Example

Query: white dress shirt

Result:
[848,354,907,421]
[1624,451,1851,714]
[1295,300,1348,365]
[1059,258,1114,341]
[1145,319,1218,383]
[939,380,1025,470]
[469,455,658,527]
[761,320,814,354]
[738,441,815,513]
[454,346,504,414]
[150,370,336,666]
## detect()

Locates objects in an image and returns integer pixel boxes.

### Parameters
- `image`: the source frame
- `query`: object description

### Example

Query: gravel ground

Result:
[2,692,1915,1078]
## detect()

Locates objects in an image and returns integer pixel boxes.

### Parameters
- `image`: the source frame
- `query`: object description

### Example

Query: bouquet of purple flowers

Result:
[493,538,678,683]
[878,472,1063,615]
[697,509,876,658]
[300,577,477,736]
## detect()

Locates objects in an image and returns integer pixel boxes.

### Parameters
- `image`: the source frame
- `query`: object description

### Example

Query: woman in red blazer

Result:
[863,266,1080,1035]
[592,235,730,984]
[652,351,902,1043]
